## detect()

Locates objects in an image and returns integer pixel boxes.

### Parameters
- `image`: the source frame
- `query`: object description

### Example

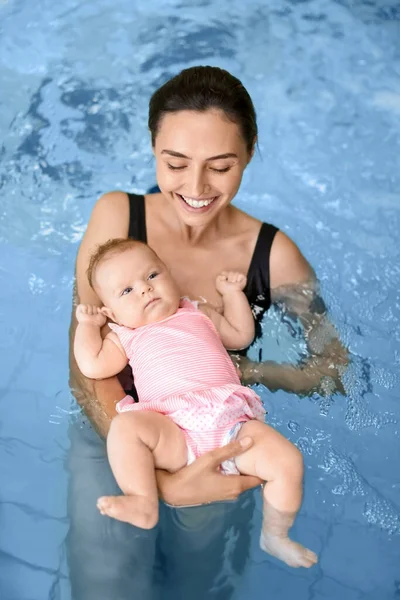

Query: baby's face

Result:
[95,245,181,328]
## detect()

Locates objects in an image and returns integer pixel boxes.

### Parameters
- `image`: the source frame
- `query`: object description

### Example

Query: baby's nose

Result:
[140,281,152,294]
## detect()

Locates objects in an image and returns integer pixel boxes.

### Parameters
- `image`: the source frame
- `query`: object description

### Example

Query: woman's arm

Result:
[239,232,349,396]
[69,191,131,436]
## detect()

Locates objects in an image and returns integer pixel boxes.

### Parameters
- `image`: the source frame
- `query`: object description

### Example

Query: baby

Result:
[74,238,318,569]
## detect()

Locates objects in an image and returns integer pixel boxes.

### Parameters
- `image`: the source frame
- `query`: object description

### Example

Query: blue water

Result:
[1,0,399,598]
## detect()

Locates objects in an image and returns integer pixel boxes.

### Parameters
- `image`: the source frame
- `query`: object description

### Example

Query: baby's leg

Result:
[98,411,187,529]
[234,420,318,568]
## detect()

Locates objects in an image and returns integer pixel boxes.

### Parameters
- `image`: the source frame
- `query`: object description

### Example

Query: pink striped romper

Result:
[108,298,266,470]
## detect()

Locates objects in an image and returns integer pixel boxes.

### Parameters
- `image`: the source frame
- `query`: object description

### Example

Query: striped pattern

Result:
[110,299,265,458]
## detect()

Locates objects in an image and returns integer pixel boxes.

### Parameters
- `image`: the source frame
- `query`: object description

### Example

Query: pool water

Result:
[0,0,399,598]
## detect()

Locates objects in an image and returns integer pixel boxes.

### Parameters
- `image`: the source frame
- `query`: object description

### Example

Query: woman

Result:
[68,66,347,598]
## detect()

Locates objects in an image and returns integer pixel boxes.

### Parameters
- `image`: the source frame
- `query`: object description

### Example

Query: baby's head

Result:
[87,238,181,328]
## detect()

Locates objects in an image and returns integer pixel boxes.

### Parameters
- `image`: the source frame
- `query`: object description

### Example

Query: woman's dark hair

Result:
[148,66,257,154]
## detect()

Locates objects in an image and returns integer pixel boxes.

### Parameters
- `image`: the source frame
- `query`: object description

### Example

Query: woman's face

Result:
[153,109,253,227]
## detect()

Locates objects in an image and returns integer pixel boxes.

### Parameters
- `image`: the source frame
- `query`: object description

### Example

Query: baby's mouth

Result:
[145,298,160,309]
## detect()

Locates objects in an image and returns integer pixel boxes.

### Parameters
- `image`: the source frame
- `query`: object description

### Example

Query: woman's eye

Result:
[122,287,133,296]
[211,166,231,173]
[167,163,186,171]
[148,272,158,280]
[167,163,231,173]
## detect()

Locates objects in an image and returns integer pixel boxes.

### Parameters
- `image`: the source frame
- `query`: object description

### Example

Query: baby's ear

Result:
[100,306,115,321]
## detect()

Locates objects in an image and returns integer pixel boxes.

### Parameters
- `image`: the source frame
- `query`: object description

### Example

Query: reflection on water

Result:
[0,0,400,598]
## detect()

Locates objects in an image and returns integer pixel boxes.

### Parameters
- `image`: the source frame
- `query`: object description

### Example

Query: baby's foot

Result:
[260,533,318,568]
[97,495,158,529]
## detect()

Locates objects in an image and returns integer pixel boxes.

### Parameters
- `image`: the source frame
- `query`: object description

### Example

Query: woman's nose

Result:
[187,167,210,198]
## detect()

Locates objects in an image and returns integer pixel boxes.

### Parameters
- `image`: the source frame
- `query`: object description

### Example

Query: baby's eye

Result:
[121,287,133,296]
[148,272,159,280]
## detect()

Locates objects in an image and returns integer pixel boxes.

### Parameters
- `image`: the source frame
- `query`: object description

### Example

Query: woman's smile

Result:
[175,192,219,213]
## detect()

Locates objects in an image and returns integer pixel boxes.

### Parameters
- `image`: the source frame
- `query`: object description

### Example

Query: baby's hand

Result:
[216,271,247,295]
[76,304,107,327]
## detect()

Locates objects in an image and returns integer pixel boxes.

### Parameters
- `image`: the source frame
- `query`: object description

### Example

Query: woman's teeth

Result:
[180,194,216,208]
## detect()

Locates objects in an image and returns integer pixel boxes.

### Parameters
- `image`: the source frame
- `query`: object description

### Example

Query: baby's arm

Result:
[74,304,128,379]
[200,272,255,350]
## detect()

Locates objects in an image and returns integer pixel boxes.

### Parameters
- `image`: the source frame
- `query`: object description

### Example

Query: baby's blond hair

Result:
[87,238,157,290]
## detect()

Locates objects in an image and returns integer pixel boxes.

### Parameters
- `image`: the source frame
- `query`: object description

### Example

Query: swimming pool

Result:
[0,0,399,598]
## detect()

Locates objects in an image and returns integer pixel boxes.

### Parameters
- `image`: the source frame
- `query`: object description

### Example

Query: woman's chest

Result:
[153,240,254,309]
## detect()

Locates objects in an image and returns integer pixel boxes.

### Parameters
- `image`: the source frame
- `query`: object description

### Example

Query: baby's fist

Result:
[216,271,247,294]
[76,304,107,327]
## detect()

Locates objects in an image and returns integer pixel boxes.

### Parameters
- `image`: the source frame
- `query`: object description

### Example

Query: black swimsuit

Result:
[127,192,279,347]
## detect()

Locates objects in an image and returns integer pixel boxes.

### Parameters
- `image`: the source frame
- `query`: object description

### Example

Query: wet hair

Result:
[148,66,257,154]
[87,238,158,290]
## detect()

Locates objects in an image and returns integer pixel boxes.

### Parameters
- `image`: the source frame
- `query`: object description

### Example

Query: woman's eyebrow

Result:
[161,149,238,161]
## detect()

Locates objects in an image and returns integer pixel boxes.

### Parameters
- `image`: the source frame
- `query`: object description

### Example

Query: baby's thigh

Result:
[110,411,188,472]
[234,420,303,482]
[150,412,188,472]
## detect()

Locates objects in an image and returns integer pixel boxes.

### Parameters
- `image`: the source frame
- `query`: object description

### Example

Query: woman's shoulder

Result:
[88,191,131,233]
[269,230,314,288]
[88,190,162,238]
[76,191,132,303]
[95,190,130,210]
[93,190,165,222]
[231,206,313,289]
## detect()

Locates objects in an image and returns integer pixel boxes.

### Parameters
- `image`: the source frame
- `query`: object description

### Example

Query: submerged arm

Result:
[239,280,349,395]
[238,231,349,396]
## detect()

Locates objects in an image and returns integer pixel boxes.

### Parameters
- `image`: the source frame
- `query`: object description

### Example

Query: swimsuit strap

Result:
[124,192,147,402]
[127,193,147,242]
[245,222,279,312]
[239,222,279,352]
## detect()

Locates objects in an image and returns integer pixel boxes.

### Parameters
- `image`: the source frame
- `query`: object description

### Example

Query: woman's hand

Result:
[155,436,262,507]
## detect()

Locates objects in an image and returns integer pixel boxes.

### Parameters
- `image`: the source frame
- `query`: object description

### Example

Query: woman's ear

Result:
[100,306,116,322]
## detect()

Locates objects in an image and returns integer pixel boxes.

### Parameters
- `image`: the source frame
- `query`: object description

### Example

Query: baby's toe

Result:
[303,549,318,567]
[97,496,113,516]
